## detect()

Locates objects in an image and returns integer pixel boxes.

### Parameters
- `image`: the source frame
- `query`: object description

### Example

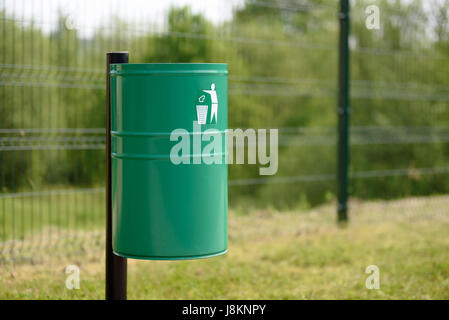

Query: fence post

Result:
[337,0,350,223]
[106,51,128,300]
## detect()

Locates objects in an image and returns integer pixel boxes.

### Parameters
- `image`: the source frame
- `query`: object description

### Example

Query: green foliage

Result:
[147,6,214,63]
[1,0,449,208]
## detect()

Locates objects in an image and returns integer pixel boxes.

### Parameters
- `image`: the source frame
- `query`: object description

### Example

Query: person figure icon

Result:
[203,83,218,124]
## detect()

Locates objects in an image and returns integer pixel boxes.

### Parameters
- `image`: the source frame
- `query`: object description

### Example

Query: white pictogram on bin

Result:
[196,105,208,125]
[203,83,218,124]
[196,83,218,125]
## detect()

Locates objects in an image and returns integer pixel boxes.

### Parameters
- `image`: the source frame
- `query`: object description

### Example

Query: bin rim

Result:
[110,63,228,75]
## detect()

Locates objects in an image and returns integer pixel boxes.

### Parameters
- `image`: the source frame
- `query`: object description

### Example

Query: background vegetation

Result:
[1,0,449,210]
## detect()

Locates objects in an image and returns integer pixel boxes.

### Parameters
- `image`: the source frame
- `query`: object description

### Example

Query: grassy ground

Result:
[0,189,105,240]
[1,196,449,299]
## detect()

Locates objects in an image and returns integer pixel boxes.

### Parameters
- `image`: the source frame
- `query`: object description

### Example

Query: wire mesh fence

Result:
[1,0,448,263]
[348,0,449,218]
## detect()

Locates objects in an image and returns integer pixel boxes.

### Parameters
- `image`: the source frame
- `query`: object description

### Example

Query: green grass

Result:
[1,196,449,299]
[0,189,105,240]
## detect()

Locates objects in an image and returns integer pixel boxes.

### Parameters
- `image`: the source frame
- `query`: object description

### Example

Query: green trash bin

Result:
[110,63,228,260]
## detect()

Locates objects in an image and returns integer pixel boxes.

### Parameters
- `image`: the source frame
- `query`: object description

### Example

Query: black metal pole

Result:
[106,51,128,300]
[337,0,350,223]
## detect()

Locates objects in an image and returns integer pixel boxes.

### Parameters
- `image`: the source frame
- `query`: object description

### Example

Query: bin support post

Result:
[106,51,129,300]
[337,0,350,223]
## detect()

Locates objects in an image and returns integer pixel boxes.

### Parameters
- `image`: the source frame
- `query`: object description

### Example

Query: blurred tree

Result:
[147,6,213,63]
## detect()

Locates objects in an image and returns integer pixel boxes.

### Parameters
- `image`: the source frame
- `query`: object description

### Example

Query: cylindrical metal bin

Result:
[110,63,228,260]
